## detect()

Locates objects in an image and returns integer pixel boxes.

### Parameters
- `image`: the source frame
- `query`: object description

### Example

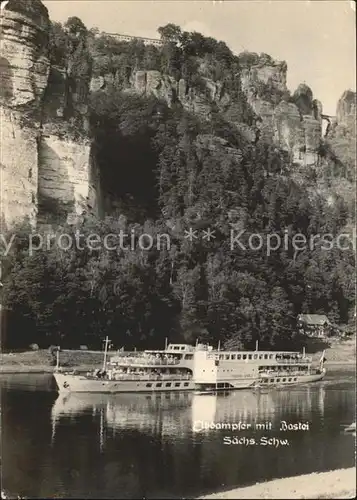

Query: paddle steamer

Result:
[53,338,326,393]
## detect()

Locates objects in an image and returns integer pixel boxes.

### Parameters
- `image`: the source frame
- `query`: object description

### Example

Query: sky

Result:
[43,0,356,115]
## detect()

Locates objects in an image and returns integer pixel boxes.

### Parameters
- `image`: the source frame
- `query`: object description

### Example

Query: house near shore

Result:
[297,314,332,338]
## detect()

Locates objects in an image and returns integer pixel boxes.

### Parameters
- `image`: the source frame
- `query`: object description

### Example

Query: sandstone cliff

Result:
[0,0,50,228]
[91,51,323,168]
[319,90,356,222]
[0,2,355,229]
[0,0,100,230]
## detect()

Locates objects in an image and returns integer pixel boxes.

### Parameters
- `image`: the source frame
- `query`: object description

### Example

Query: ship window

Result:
[288,378,292,382]
[264,354,268,359]
[219,354,224,360]
[237,355,241,360]
[248,354,252,360]
[184,382,189,387]
[259,354,263,359]
[156,383,162,387]
[231,355,235,360]
[269,354,273,359]
[165,382,171,387]
[277,378,280,382]
[146,383,152,387]
[282,378,286,382]
[253,354,258,359]
[184,354,193,360]
[225,355,230,360]
[243,355,247,360]
[270,379,274,382]
[294,377,297,381]
[175,382,180,387]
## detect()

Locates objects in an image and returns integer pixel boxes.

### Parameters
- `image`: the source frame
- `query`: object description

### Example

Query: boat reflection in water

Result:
[51,385,327,444]
[51,392,194,446]
[191,385,328,434]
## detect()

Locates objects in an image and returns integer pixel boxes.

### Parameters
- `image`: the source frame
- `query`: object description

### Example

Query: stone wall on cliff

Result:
[0,0,100,230]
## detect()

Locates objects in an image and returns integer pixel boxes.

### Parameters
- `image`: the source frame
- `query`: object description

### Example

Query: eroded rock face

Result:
[292,84,314,115]
[0,0,50,229]
[0,0,50,110]
[273,102,304,162]
[0,107,39,228]
[37,135,100,222]
[93,54,324,167]
[240,58,287,93]
[0,0,100,229]
[302,115,321,165]
[336,90,356,128]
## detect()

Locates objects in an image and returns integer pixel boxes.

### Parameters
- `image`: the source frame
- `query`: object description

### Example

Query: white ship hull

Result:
[53,373,194,393]
[194,369,326,392]
[54,369,325,394]
[258,370,326,387]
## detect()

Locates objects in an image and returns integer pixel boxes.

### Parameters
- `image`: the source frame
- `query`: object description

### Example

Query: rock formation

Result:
[0,0,50,228]
[91,51,324,167]
[0,0,100,230]
[336,90,356,128]
[321,90,356,221]
[0,0,355,229]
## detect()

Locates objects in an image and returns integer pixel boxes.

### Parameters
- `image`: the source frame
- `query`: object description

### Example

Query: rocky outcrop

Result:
[239,55,287,93]
[0,0,50,229]
[1,0,353,230]
[0,0,100,229]
[92,52,323,166]
[336,90,356,128]
[37,135,99,221]
[306,90,356,223]
[0,108,39,227]
[239,59,322,166]
[0,0,50,109]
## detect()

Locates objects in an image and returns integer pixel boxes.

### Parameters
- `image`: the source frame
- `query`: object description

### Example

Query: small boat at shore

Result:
[53,337,327,394]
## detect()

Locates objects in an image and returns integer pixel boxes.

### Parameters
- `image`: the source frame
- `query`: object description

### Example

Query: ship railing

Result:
[275,357,312,364]
[110,357,181,366]
[260,370,309,376]
[109,373,192,381]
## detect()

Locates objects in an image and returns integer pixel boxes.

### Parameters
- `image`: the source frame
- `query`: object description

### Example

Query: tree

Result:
[157,24,182,44]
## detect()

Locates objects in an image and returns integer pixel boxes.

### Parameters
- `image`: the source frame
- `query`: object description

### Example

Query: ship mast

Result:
[102,336,111,371]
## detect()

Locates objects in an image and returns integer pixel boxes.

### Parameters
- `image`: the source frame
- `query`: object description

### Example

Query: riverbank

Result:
[0,349,103,374]
[310,336,355,364]
[0,337,356,374]
[0,336,354,374]
[198,468,356,499]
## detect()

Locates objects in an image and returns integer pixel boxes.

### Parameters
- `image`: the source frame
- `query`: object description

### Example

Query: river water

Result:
[1,369,355,499]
